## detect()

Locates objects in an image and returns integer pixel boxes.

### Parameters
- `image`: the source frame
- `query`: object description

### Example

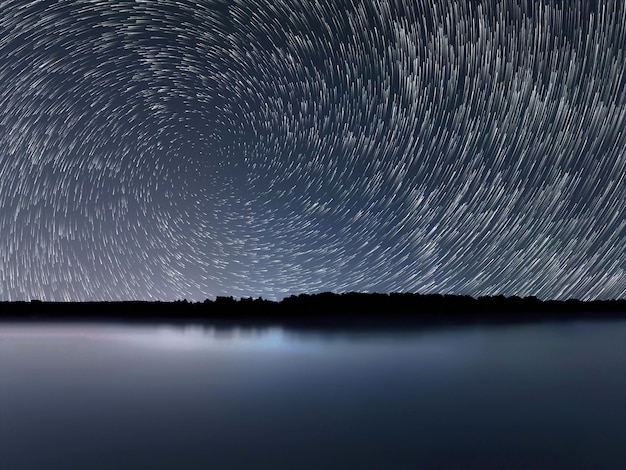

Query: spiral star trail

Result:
[1,0,626,301]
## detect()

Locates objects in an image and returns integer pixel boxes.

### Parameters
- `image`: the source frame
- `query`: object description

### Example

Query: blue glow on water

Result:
[2,320,626,469]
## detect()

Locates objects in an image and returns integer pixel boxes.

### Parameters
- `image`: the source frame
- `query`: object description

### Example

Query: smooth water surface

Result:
[2,320,626,469]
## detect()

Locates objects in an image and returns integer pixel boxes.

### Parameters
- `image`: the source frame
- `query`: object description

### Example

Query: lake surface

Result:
[2,319,626,469]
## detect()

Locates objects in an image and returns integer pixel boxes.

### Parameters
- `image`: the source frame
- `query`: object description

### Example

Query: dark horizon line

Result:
[3,291,626,305]
[2,291,626,316]
[3,292,626,331]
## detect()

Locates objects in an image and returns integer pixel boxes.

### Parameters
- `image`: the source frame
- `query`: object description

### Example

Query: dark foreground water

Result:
[2,320,626,470]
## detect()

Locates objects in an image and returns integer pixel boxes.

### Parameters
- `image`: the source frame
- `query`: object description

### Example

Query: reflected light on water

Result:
[3,320,626,470]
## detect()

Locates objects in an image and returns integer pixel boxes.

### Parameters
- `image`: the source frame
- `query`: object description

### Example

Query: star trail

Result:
[1,0,625,301]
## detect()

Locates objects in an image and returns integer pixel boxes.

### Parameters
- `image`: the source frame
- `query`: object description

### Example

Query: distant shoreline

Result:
[2,292,626,328]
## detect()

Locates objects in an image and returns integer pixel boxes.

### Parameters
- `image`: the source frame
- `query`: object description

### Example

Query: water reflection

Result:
[2,320,626,469]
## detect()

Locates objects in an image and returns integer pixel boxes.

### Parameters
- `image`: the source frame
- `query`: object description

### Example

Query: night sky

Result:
[1,0,625,302]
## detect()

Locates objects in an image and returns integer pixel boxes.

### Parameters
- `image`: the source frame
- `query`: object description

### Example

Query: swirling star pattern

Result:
[1,0,626,301]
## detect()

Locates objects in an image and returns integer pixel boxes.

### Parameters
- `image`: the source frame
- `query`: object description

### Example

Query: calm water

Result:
[2,320,626,469]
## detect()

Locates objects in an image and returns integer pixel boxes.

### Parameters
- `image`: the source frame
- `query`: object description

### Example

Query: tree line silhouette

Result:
[2,292,626,327]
